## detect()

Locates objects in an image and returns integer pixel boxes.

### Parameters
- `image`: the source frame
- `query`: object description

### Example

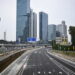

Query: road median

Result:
[0,49,26,72]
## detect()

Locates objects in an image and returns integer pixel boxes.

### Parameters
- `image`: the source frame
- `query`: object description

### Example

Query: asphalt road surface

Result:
[20,48,70,75]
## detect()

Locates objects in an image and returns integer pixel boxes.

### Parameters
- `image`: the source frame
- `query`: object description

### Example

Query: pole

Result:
[4,32,6,41]
[0,17,1,21]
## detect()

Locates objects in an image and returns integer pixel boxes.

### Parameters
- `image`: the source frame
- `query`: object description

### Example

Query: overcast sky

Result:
[0,0,75,41]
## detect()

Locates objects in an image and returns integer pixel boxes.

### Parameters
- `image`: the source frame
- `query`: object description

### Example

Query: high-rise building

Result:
[48,25,56,41]
[29,9,37,39]
[16,0,30,43]
[39,12,48,43]
[29,9,34,37]
[56,21,67,37]
[33,12,37,38]
[56,21,68,44]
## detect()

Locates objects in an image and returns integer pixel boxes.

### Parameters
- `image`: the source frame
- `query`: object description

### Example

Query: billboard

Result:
[27,37,36,42]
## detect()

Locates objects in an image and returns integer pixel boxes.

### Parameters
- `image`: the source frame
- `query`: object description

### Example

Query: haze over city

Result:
[0,0,75,74]
[0,0,75,41]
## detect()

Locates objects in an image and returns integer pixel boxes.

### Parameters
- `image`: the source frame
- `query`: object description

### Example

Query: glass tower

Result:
[56,21,67,37]
[48,25,56,41]
[39,12,48,43]
[16,0,30,43]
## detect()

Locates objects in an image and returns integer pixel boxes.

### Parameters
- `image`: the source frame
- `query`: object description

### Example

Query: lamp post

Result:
[0,17,1,21]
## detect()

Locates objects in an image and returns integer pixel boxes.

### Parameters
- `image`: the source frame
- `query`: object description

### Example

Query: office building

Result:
[33,12,37,38]
[29,9,34,37]
[39,12,48,43]
[48,25,56,41]
[56,21,68,44]
[16,0,30,43]
[29,10,37,39]
[56,21,67,37]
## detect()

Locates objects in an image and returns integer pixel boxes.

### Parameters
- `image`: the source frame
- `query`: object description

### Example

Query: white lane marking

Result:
[44,71,45,74]
[45,53,69,75]
[23,63,27,69]
[23,56,29,69]
[38,71,41,74]
[45,53,53,60]
[47,51,75,68]
[23,64,26,68]
[33,72,35,75]
[59,72,63,74]
[48,71,52,74]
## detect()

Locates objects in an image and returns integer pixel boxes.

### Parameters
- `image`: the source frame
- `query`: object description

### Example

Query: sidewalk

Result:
[50,50,75,62]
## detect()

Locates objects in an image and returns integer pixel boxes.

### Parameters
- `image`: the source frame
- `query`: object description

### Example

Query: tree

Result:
[69,26,75,46]
[51,40,56,49]
[0,40,7,44]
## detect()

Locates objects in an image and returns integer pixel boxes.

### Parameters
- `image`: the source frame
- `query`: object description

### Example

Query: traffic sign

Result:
[27,37,36,42]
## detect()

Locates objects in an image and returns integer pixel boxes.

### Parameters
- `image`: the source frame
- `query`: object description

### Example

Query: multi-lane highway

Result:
[17,48,75,75]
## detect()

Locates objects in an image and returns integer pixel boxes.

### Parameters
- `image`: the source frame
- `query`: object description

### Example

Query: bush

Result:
[52,44,75,51]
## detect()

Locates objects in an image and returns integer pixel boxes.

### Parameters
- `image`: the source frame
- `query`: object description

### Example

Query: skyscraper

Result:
[48,25,56,41]
[16,0,30,43]
[56,21,68,44]
[29,9,37,39]
[56,21,67,37]
[33,12,37,38]
[39,12,48,43]
[29,9,34,37]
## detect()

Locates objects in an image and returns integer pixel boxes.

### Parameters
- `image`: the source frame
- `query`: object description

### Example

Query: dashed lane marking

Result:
[59,71,63,74]
[48,71,52,74]
[38,71,41,74]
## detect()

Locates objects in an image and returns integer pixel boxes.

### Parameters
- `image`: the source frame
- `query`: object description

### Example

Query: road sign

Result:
[27,37,36,42]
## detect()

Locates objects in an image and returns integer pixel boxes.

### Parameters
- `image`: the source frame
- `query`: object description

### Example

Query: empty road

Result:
[19,48,72,75]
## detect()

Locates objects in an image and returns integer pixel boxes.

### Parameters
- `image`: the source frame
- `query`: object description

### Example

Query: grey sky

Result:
[0,0,75,41]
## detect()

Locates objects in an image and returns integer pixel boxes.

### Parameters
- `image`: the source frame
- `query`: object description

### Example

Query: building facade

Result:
[29,9,34,38]
[39,12,48,43]
[56,21,67,37]
[56,21,68,44]
[33,12,37,38]
[16,0,30,43]
[48,25,56,41]
[29,10,37,39]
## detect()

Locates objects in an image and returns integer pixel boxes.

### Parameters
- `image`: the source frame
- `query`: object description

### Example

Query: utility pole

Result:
[0,17,1,22]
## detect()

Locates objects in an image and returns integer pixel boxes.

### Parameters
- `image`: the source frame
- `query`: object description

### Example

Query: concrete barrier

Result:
[0,47,41,75]
[0,50,25,72]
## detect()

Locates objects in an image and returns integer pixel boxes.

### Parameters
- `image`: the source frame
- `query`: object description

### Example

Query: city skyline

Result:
[0,0,75,41]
